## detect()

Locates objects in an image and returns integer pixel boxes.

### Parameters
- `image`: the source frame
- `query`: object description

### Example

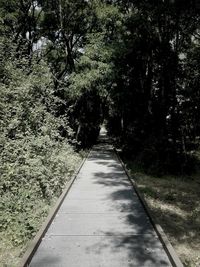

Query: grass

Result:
[125,161,200,267]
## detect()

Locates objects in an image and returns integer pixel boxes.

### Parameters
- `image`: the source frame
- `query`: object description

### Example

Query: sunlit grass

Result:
[126,162,200,267]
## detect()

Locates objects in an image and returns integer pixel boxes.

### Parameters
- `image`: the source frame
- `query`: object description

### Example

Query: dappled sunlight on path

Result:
[29,130,172,267]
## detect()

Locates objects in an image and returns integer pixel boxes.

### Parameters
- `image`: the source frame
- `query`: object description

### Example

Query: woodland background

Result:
[0,1,200,266]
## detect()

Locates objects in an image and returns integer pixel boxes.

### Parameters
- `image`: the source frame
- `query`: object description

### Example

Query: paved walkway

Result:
[29,131,172,267]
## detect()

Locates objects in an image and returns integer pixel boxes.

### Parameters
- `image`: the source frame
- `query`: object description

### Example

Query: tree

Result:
[105,0,200,173]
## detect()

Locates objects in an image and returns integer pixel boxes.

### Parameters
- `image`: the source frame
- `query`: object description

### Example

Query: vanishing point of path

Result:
[29,130,172,267]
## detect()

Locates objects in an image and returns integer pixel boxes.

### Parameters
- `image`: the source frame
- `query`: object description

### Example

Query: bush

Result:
[0,58,81,247]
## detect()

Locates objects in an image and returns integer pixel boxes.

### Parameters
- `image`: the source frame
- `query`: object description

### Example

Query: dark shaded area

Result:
[66,91,103,148]
[104,0,200,174]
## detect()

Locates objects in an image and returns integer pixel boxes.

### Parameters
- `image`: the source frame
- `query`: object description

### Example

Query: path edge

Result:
[18,150,91,267]
[114,148,184,267]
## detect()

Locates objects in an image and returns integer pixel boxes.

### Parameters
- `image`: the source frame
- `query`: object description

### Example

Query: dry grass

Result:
[127,165,200,267]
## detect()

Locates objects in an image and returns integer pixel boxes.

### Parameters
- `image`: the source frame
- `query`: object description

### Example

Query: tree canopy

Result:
[1,0,200,170]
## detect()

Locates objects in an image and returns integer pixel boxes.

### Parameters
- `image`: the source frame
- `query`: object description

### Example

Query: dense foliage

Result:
[105,1,200,174]
[0,26,80,263]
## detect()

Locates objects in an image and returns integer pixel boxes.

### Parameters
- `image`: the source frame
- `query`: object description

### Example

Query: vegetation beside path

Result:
[125,160,200,267]
[0,58,82,267]
[1,1,200,266]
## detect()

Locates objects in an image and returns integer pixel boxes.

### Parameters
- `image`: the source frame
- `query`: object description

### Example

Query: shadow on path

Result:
[29,132,172,267]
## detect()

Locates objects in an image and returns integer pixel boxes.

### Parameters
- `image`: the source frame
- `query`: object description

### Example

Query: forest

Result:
[0,0,200,266]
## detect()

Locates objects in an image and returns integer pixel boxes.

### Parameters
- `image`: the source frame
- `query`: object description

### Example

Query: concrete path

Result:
[29,131,172,267]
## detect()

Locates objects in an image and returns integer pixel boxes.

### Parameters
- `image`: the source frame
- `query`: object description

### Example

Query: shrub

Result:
[0,58,81,247]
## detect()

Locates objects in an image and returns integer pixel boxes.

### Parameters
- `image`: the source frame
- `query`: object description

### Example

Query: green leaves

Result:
[67,33,114,99]
[0,53,81,260]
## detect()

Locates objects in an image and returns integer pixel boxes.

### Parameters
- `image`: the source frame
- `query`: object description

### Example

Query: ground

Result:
[126,162,200,267]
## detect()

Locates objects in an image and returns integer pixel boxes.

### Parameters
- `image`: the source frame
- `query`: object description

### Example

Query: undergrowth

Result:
[0,56,81,266]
